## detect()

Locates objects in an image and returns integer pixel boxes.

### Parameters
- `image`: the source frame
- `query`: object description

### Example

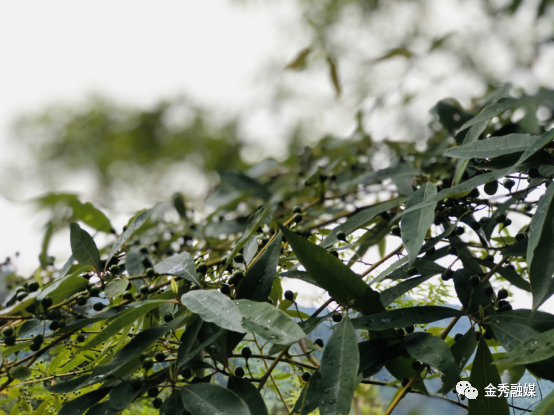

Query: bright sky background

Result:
[0,0,552,314]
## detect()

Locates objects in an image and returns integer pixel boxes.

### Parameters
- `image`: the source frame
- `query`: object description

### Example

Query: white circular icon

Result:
[465,386,479,400]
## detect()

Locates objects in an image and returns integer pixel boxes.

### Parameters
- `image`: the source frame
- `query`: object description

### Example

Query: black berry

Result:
[235,367,245,377]
[284,290,295,302]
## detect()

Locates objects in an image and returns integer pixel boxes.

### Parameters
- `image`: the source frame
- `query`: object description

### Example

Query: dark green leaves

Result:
[279,224,383,315]
[107,209,152,263]
[155,252,200,285]
[445,133,537,159]
[468,337,509,415]
[458,97,512,133]
[401,182,437,266]
[350,306,463,331]
[69,222,102,272]
[181,384,251,415]
[104,279,129,298]
[181,290,245,333]
[234,299,306,345]
[318,318,359,415]
[493,327,554,365]
[227,376,268,415]
[236,232,282,302]
[527,181,554,309]
[58,387,112,415]
[8,366,32,380]
[403,332,459,383]
[320,198,407,248]
[532,388,554,415]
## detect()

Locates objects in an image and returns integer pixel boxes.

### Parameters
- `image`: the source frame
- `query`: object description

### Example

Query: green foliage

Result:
[4,85,554,415]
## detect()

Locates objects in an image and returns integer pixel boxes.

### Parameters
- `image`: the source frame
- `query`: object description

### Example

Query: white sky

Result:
[0,0,552,314]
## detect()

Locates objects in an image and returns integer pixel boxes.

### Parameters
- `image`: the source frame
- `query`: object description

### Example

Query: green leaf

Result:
[69,222,102,272]
[401,182,437,266]
[234,299,306,345]
[176,315,203,368]
[452,120,489,185]
[527,181,554,309]
[220,206,269,273]
[161,390,184,415]
[385,356,428,394]
[453,269,494,316]
[493,327,554,365]
[155,252,200,285]
[181,384,251,415]
[318,318,359,415]
[350,306,463,331]
[278,224,384,315]
[468,337,509,415]
[220,170,271,201]
[227,376,268,415]
[379,275,434,307]
[8,366,32,380]
[490,309,554,333]
[292,369,321,415]
[445,133,537,159]
[279,271,321,288]
[37,268,91,305]
[532,388,554,415]
[80,300,168,351]
[236,232,282,302]
[320,198,407,248]
[470,257,530,291]
[107,209,152,263]
[0,293,38,317]
[104,279,129,299]
[403,332,460,383]
[458,97,512,133]
[108,381,143,412]
[58,387,112,415]
[181,290,245,333]
[443,327,476,393]
[285,47,312,70]
[39,221,54,268]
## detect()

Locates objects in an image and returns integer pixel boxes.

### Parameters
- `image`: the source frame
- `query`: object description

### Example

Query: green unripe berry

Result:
[234,254,244,264]
[93,302,104,312]
[515,232,526,241]
[76,296,87,306]
[391,225,401,236]
[484,181,498,195]
[485,254,494,262]
[454,333,463,342]
[142,357,154,369]
[235,367,245,377]
[233,271,244,281]
[17,292,28,302]
[146,268,155,278]
[292,205,302,214]
[220,284,230,295]
[407,267,418,276]
[88,287,101,297]
[241,347,252,359]
[155,352,166,362]
[441,269,454,281]
[49,320,60,331]
[109,265,120,275]
[4,335,16,346]
[484,286,494,297]
[495,213,507,223]
[122,291,133,301]
[498,289,508,300]
[3,327,14,337]
[28,282,40,292]
[196,262,207,274]
[293,213,303,223]
[314,338,324,348]
[447,246,458,256]
[34,334,44,344]
[46,309,59,321]
[503,179,515,190]
[163,313,174,323]
[152,398,163,409]
[76,334,86,343]
[181,367,193,379]
[337,231,347,242]
[528,168,540,178]
[30,343,40,352]
[503,218,512,227]
[412,360,423,371]
[484,329,493,340]
[140,285,149,295]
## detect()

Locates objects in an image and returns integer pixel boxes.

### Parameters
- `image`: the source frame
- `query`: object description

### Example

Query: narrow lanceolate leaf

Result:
[401,182,437,266]
[320,197,407,248]
[452,120,488,185]
[527,181,554,310]
[69,222,102,272]
[221,206,269,273]
[350,306,463,331]
[58,387,112,415]
[236,232,282,302]
[81,300,168,351]
[234,300,306,345]
[468,337,509,415]
[493,327,554,365]
[458,97,512,133]
[176,315,203,368]
[104,279,128,299]
[318,318,359,415]
[107,209,152,263]
[490,309,554,333]
[532,388,554,415]
[181,290,245,334]
[293,369,321,415]
[227,377,268,415]
[443,327,476,393]
[181,384,251,415]
[155,252,200,285]
[379,275,434,307]
[278,225,384,315]
[403,333,459,383]
[445,133,537,160]
[37,268,90,305]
